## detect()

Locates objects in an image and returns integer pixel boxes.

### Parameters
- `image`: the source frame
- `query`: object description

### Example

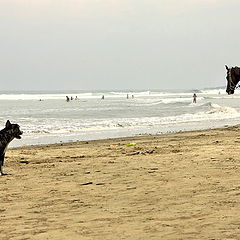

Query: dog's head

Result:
[5,120,23,139]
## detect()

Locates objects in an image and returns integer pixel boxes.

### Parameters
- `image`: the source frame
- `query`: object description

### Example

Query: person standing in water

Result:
[193,93,197,103]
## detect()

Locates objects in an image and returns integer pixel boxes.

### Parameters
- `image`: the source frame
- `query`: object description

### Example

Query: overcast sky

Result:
[0,0,239,91]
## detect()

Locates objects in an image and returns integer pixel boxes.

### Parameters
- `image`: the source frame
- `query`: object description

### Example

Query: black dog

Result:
[0,120,23,175]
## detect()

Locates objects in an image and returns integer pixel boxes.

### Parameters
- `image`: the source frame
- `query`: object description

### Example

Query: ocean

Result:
[1,88,240,147]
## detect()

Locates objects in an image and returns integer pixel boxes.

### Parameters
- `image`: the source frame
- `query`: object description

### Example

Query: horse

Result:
[225,65,240,94]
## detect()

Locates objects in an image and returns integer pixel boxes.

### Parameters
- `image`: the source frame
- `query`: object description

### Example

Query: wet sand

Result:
[1,126,240,240]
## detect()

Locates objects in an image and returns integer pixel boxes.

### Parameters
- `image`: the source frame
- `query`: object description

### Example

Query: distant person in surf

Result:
[101,95,105,100]
[193,93,197,103]
[66,96,70,102]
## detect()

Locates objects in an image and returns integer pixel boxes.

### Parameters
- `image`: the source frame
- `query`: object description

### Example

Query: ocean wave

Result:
[207,104,238,115]
[1,89,240,147]
[133,97,204,105]
[0,92,151,100]
[17,103,239,136]
[110,91,151,96]
[162,97,192,104]
[0,93,92,101]
[0,88,235,101]
[188,101,238,115]
[200,89,225,95]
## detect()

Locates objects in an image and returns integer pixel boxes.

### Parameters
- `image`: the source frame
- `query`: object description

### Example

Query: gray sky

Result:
[0,0,239,91]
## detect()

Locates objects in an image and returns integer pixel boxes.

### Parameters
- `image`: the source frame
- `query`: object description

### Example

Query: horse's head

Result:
[225,65,240,95]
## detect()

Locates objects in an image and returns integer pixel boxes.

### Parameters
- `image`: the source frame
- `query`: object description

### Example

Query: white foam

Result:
[162,97,192,104]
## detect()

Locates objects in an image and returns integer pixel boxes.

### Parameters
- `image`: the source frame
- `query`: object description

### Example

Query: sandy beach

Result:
[1,126,240,240]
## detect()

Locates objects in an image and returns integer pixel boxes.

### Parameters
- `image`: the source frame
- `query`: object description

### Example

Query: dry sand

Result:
[1,126,240,240]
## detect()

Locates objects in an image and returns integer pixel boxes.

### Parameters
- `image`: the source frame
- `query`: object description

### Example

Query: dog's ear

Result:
[5,120,11,128]
[225,65,229,71]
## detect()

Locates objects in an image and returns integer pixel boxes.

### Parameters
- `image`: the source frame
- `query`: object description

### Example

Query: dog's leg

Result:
[0,154,7,176]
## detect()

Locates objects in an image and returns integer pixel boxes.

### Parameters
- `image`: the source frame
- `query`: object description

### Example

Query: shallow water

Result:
[1,88,240,147]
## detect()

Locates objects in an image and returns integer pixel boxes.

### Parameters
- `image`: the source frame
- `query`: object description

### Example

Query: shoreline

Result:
[2,125,240,239]
[10,123,236,150]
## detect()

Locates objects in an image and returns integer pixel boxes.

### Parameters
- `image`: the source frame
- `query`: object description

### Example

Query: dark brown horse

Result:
[225,65,240,94]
